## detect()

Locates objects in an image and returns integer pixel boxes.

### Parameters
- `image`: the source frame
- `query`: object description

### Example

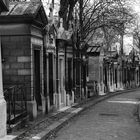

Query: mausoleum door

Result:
[48,53,54,105]
[34,49,42,107]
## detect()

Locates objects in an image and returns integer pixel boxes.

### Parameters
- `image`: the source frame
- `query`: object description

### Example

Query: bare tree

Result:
[59,0,135,55]
[59,0,135,98]
[59,0,135,51]
[133,21,140,52]
[59,0,78,29]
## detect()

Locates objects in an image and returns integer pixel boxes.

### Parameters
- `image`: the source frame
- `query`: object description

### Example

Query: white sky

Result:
[123,35,133,55]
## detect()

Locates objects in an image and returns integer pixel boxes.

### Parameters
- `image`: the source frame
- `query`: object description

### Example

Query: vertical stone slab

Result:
[27,100,37,120]
[0,99,7,138]
[110,68,114,92]
[53,55,56,95]
[0,38,7,138]
[98,51,105,96]
[57,93,61,109]
[63,89,66,106]
[108,68,111,91]
[98,66,105,96]
[47,95,51,111]
[120,68,124,90]
[138,67,140,86]
[113,67,117,90]
[71,90,74,104]
[66,94,70,106]
[46,53,50,111]
[117,68,120,90]
[59,53,65,107]
[41,95,46,114]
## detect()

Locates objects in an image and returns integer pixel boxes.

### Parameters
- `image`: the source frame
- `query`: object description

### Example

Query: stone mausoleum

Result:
[0,1,48,119]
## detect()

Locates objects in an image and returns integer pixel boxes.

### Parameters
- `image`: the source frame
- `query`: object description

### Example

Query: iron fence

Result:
[4,84,27,132]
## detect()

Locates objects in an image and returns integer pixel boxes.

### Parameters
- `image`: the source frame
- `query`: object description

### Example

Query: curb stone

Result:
[13,88,140,140]
[136,100,140,121]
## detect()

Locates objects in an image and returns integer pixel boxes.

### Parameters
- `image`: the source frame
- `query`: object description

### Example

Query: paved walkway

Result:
[50,90,140,140]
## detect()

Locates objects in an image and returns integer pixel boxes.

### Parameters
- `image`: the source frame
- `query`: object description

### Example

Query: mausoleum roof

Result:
[1,2,40,16]
[0,1,48,27]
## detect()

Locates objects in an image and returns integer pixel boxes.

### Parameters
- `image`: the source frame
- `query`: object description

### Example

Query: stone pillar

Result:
[110,67,114,92]
[73,56,76,99]
[55,79,61,109]
[46,52,51,111]
[53,54,57,97]
[27,100,37,120]
[135,69,137,87]
[129,68,131,87]
[136,68,139,87]
[85,86,88,99]
[59,53,66,108]
[0,38,7,137]
[125,68,127,88]
[119,68,122,89]
[117,67,120,90]
[113,67,116,90]
[109,67,113,92]
[139,66,140,86]
[107,66,109,91]
[98,51,105,96]
[138,67,140,87]
[99,65,105,96]
[120,68,123,90]
[137,68,139,87]
[111,68,114,92]
[108,67,111,91]
[52,53,57,110]
[66,94,70,106]
[137,69,138,86]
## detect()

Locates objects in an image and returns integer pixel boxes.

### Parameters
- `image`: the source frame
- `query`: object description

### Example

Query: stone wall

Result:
[88,56,100,82]
[2,35,31,99]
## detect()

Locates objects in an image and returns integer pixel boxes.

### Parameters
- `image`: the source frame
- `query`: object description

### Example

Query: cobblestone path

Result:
[50,90,140,140]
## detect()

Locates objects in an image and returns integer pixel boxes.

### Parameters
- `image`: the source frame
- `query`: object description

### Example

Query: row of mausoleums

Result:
[87,46,140,96]
[0,1,83,121]
[0,1,140,134]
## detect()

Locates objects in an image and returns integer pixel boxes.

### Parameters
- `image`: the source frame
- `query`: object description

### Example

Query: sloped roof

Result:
[87,46,101,53]
[0,1,48,26]
[1,2,40,16]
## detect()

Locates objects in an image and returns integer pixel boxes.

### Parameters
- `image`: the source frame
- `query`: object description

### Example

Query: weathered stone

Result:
[0,99,7,138]
[11,63,24,69]
[5,69,17,75]
[17,56,30,62]
[18,69,31,75]
[24,63,31,69]
[7,56,17,62]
